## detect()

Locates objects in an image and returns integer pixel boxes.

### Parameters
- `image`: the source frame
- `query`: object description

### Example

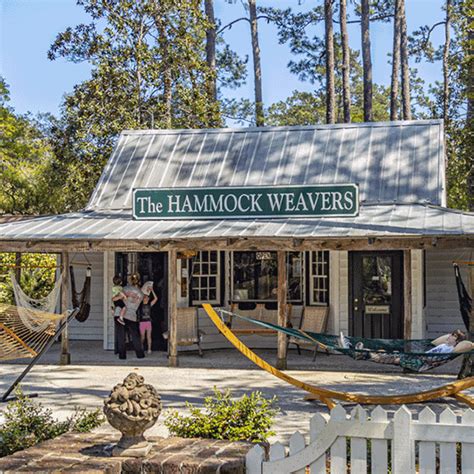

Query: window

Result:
[232,251,303,302]
[191,251,220,304]
[309,251,329,305]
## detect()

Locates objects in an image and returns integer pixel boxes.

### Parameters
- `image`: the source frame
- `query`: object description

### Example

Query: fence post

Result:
[246,444,265,474]
[393,406,413,474]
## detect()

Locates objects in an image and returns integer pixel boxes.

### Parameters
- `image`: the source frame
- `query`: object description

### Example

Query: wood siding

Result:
[68,252,104,341]
[425,248,469,338]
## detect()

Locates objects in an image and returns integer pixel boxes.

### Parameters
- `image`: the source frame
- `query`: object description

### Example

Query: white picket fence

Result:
[246,405,474,474]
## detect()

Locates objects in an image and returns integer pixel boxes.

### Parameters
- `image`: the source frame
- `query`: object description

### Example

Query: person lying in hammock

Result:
[339,329,467,371]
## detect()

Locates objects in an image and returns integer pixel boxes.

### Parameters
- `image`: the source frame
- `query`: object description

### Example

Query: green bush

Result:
[164,388,279,443]
[0,253,57,305]
[0,388,104,457]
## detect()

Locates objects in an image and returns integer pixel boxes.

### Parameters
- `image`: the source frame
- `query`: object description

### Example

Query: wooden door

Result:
[350,251,403,339]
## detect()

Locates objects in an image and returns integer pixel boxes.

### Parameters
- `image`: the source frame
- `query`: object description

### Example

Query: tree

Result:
[360,0,373,121]
[399,0,411,119]
[340,0,351,122]
[205,0,218,104]
[390,0,401,120]
[0,78,60,215]
[248,0,264,126]
[325,0,336,124]
[47,0,243,210]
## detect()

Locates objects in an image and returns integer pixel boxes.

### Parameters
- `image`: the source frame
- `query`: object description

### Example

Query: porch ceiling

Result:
[0,204,473,252]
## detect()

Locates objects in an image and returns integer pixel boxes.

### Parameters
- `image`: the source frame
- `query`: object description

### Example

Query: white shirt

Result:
[427,343,454,354]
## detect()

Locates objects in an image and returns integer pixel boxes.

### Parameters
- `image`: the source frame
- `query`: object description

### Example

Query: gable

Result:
[87,120,444,212]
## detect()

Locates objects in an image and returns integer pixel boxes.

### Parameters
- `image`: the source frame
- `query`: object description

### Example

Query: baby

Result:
[112,275,127,325]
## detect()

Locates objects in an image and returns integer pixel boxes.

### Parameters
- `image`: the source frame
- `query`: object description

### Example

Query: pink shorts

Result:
[139,321,152,334]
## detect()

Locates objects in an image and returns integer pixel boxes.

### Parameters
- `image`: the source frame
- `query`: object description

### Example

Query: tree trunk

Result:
[442,0,451,124]
[325,0,336,124]
[400,0,411,120]
[155,12,172,128]
[361,0,373,122]
[249,0,264,126]
[204,0,217,103]
[468,6,474,212]
[390,0,401,121]
[339,0,351,123]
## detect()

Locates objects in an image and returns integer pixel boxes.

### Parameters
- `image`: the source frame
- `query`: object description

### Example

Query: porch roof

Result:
[0,204,473,251]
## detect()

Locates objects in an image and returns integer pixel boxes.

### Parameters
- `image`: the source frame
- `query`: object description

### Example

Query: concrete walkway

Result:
[0,342,471,443]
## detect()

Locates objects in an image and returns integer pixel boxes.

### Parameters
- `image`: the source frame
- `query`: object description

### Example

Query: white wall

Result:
[68,252,104,341]
[424,248,470,338]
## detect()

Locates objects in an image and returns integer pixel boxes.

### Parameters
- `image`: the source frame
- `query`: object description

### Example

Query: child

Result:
[139,284,158,354]
[112,275,127,325]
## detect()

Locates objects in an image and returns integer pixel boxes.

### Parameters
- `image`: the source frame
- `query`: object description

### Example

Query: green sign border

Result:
[132,183,359,220]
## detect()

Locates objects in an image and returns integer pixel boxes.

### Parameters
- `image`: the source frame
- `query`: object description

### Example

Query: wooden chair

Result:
[288,306,329,360]
[163,307,205,357]
[229,303,292,336]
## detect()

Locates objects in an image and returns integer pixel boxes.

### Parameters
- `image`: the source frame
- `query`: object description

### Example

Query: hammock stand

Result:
[202,304,474,409]
[1,307,79,403]
[454,262,474,379]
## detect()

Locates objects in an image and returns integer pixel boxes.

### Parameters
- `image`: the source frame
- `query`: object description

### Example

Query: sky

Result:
[1,0,447,119]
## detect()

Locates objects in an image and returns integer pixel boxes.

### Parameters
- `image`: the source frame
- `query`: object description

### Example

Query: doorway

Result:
[115,252,168,351]
[349,251,403,339]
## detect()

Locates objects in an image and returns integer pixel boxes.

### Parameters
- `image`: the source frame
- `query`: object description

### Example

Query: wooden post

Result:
[60,251,71,365]
[403,250,412,340]
[276,250,288,370]
[14,252,21,283]
[168,248,178,367]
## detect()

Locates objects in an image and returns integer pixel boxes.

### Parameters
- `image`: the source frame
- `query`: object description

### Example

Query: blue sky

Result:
[1,0,446,118]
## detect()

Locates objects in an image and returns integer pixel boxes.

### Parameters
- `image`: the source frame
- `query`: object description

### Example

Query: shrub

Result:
[0,388,104,457]
[164,388,279,443]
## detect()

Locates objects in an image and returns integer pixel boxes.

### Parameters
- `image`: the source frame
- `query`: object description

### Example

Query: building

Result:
[0,120,473,367]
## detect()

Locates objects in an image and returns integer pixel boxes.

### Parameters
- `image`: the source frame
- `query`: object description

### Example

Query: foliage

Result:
[0,79,61,215]
[164,388,278,443]
[0,253,57,305]
[0,387,104,458]
[408,0,472,209]
[46,0,246,211]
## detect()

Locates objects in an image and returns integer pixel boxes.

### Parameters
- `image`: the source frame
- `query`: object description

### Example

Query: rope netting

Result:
[0,304,66,361]
[10,271,62,332]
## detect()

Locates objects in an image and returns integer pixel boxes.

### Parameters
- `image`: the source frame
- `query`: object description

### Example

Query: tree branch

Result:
[217,15,272,35]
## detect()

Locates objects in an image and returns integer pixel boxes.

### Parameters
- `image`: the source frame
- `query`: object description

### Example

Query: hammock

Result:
[0,304,66,361]
[217,309,473,373]
[69,265,91,322]
[0,305,79,402]
[454,264,472,331]
[10,271,62,332]
[203,304,474,409]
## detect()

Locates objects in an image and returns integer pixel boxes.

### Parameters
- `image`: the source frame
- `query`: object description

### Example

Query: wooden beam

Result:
[0,235,473,253]
[276,250,288,370]
[60,252,71,365]
[168,248,178,367]
[403,249,412,340]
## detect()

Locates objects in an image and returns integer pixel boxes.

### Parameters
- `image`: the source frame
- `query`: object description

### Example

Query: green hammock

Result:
[218,309,473,373]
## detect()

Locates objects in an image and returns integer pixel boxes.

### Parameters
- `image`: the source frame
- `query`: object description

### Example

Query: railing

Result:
[246,404,474,473]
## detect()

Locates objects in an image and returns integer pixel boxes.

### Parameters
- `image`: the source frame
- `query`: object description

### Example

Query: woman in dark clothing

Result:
[116,273,145,359]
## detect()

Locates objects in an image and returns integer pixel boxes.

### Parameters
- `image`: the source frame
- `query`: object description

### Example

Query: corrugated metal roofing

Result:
[87,120,445,211]
[1,204,472,242]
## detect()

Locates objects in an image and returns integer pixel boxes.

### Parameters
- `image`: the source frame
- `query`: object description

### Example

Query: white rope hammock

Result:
[10,271,63,332]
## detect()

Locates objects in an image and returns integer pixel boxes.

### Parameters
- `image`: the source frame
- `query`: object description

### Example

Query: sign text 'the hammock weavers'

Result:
[132,184,359,220]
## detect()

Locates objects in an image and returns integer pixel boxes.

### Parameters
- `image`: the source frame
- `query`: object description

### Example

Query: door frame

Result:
[349,250,404,338]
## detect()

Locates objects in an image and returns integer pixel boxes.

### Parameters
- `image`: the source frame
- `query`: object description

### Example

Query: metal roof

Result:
[0,204,472,243]
[87,120,446,211]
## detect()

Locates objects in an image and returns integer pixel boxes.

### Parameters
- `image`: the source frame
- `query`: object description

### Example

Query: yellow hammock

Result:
[202,304,474,409]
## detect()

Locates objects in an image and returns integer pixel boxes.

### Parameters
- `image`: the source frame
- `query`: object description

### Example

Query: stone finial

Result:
[104,372,161,457]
